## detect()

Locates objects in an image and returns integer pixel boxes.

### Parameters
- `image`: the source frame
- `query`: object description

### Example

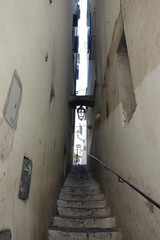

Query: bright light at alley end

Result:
[77,106,86,121]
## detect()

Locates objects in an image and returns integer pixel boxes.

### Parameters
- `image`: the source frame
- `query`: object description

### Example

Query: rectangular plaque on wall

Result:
[18,156,32,200]
[4,73,22,128]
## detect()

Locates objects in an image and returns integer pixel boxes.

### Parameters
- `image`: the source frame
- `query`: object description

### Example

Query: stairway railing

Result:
[87,153,160,210]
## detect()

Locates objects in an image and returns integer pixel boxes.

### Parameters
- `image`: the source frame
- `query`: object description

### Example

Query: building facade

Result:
[87,1,160,240]
[0,1,75,239]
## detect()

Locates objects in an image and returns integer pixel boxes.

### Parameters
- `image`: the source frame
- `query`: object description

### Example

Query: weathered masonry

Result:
[87,1,160,240]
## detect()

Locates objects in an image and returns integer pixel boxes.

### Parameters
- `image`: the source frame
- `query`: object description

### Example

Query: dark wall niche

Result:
[118,31,127,52]
[18,155,33,200]
[0,230,12,240]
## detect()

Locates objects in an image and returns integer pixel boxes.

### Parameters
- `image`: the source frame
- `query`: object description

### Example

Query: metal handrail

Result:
[87,153,160,210]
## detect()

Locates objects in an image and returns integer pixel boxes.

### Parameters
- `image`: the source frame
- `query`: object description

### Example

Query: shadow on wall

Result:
[117,31,137,127]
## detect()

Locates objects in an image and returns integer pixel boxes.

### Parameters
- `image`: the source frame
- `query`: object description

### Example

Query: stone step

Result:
[65,178,95,181]
[57,199,106,208]
[64,182,99,188]
[66,178,93,182]
[68,169,90,173]
[65,175,94,180]
[63,183,99,188]
[53,216,116,228]
[66,174,93,179]
[48,227,122,240]
[57,207,111,217]
[64,179,96,185]
[63,185,99,190]
[66,177,92,182]
[64,180,96,183]
[61,187,101,195]
[59,192,105,201]
[67,174,91,178]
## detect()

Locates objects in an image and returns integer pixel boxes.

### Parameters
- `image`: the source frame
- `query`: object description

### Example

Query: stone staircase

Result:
[48,165,122,240]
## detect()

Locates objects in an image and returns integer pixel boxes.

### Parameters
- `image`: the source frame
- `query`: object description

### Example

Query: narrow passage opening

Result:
[73,0,88,165]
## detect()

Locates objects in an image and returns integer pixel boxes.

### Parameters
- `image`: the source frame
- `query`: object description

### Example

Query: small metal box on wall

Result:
[18,155,33,200]
[0,230,12,240]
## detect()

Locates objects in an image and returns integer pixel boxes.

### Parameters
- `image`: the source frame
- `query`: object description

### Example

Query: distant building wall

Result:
[0,1,74,239]
[87,1,160,240]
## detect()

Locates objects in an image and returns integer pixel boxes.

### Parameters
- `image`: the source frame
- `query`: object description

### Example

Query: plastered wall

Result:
[0,1,74,239]
[88,0,160,239]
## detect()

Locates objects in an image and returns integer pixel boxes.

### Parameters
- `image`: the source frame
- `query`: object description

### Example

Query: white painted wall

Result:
[0,1,74,239]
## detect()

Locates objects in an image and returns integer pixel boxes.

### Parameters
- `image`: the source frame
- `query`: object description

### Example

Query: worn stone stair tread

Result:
[57,199,106,203]
[57,207,111,217]
[64,178,96,182]
[65,177,95,180]
[49,226,121,233]
[48,228,122,240]
[68,172,91,175]
[66,177,92,180]
[53,215,116,228]
[61,187,100,191]
[67,175,91,178]
[64,182,96,185]
[61,189,101,195]
[59,193,105,201]
[63,185,97,188]
[57,199,106,208]
[57,206,108,209]
[54,215,114,219]
[63,185,99,190]
[63,183,97,187]
[64,181,96,184]
[59,192,104,196]
[65,177,95,181]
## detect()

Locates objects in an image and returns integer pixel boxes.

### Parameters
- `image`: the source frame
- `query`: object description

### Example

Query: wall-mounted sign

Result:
[18,156,32,200]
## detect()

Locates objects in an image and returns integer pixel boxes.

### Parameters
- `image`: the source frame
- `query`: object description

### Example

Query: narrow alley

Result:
[0,1,160,240]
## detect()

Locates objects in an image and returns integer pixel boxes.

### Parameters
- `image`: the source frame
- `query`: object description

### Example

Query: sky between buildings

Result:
[76,0,88,95]
[73,0,88,164]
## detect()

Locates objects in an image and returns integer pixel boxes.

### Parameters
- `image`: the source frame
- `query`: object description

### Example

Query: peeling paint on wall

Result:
[0,120,14,162]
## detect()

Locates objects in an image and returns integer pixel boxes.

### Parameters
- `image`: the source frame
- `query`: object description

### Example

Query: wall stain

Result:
[12,181,16,220]
[0,119,14,161]
[43,152,46,165]
[54,139,57,150]
[146,200,154,214]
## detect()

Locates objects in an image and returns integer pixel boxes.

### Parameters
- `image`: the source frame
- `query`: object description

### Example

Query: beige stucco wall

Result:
[88,0,160,240]
[0,1,74,239]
